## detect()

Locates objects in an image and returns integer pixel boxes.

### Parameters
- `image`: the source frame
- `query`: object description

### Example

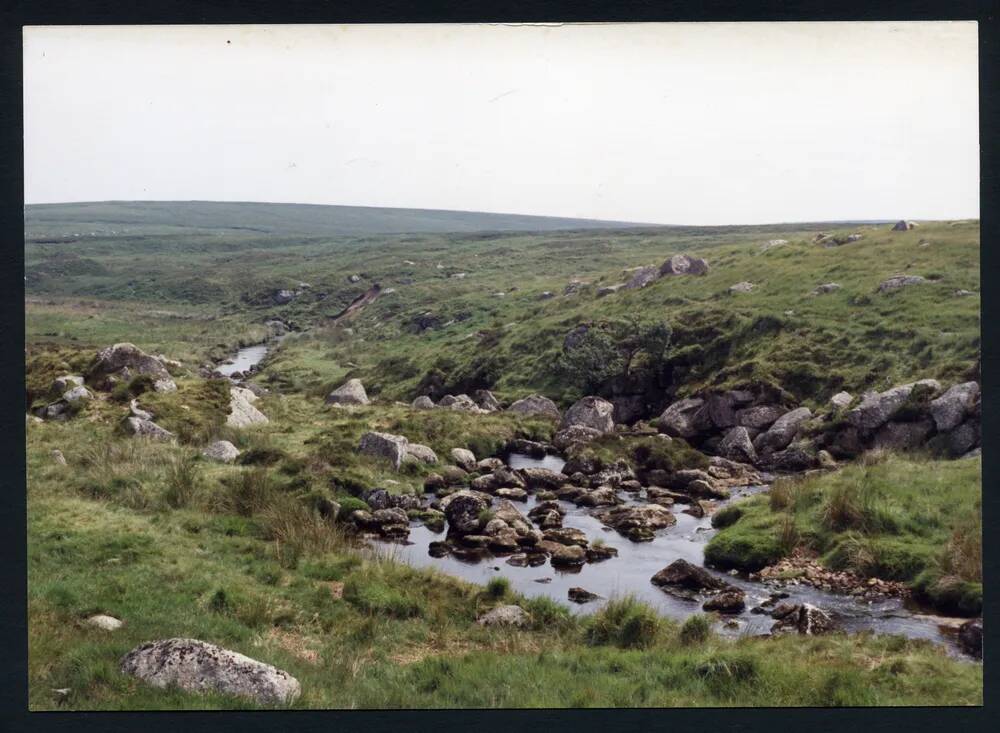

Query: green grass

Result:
[706,454,982,614]
[24,207,982,708]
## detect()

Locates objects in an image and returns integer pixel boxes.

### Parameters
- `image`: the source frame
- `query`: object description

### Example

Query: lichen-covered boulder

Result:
[656,398,710,439]
[123,417,174,441]
[325,378,369,406]
[754,407,812,454]
[718,426,757,464]
[476,605,529,627]
[120,638,300,705]
[660,254,709,276]
[203,440,240,463]
[404,443,438,464]
[450,447,477,471]
[87,343,171,389]
[553,425,603,451]
[846,380,940,433]
[929,382,980,432]
[735,404,784,431]
[412,395,436,409]
[441,490,490,535]
[227,387,269,428]
[507,394,561,421]
[560,396,615,434]
[358,431,409,470]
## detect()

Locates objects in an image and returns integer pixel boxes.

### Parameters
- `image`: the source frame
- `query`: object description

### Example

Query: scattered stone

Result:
[325,378,369,406]
[476,605,529,627]
[123,417,174,441]
[473,390,502,411]
[203,440,240,463]
[702,590,746,614]
[62,385,93,403]
[593,504,676,542]
[227,387,269,428]
[404,443,438,464]
[51,449,67,466]
[450,447,477,471]
[953,289,975,297]
[597,284,625,297]
[85,614,124,631]
[812,282,842,295]
[412,395,436,409]
[829,391,853,409]
[120,638,301,705]
[87,342,171,389]
[729,281,754,294]
[153,378,177,393]
[892,220,917,231]
[624,265,661,290]
[878,275,926,293]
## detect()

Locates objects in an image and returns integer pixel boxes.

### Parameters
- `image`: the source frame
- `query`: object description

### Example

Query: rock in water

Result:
[120,638,300,705]
[476,605,529,627]
[507,394,561,421]
[227,387,269,428]
[560,395,615,434]
[651,559,730,593]
[325,378,369,406]
[568,587,601,604]
[958,618,982,658]
[358,431,409,470]
[203,440,240,463]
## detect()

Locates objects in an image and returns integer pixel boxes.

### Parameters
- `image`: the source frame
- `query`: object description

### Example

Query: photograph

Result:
[22,21,982,710]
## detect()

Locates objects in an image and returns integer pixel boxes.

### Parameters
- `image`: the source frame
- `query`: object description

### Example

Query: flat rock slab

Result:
[120,638,300,705]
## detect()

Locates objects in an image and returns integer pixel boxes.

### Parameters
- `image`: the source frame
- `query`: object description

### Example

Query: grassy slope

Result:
[705,454,982,615]
[26,212,979,408]
[27,415,981,710]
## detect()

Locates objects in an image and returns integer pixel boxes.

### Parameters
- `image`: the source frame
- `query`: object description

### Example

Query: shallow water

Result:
[216,343,269,378]
[377,453,969,657]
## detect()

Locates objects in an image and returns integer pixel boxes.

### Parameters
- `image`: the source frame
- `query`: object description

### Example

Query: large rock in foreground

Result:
[929,382,979,432]
[120,638,300,705]
[560,396,615,434]
[325,378,369,406]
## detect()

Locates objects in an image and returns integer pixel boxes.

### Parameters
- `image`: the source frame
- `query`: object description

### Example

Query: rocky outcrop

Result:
[227,387,269,428]
[325,378,369,406]
[507,394,561,421]
[845,380,940,433]
[120,638,300,705]
[929,382,979,432]
[203,440,240,463]
[560,396,615,434]
[873,420,934,451]
[358,431,409,469]
[735,404,784,431]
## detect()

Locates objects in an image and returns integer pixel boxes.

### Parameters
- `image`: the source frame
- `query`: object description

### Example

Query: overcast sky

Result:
[23,22,979,225]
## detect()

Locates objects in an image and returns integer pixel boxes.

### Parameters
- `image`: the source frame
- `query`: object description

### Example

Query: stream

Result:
[375,453,971,657]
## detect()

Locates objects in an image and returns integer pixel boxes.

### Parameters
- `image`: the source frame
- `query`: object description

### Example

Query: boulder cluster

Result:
[598,253,710,296]
[655,378,981,471]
